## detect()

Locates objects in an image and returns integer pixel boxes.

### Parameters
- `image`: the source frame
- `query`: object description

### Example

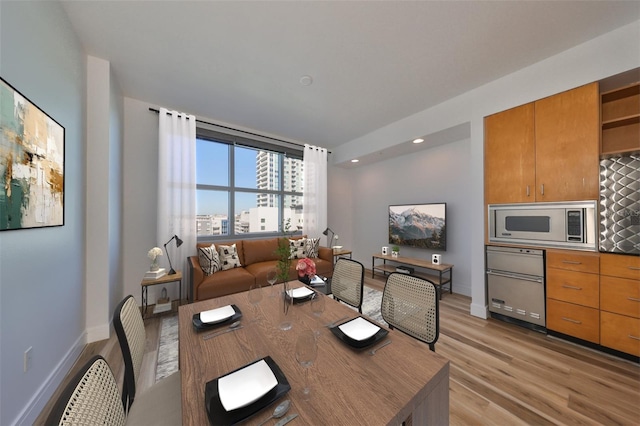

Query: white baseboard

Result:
[470,301,488,319]
[86,322,110,343]
[14,332,86,425]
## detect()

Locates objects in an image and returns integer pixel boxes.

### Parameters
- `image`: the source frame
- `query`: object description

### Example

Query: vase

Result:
[150,257,159,272]
[392,251,399,258]
[278,283,293,331]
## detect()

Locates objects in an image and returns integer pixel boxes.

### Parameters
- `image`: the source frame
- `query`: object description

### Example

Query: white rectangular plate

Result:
[338,317,380,341]
[286,286,315,299]
[217,359,278,411]
[200,305,235,324]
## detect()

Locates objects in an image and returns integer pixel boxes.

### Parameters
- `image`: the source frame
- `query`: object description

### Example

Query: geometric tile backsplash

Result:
[599,154,640,255]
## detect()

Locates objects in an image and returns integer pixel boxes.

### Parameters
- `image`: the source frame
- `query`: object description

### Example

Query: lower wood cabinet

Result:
[546,250,600,344]
[599,253,640,358]
[600,311,640,357]
[547,268,599,309]
[546,298,600,344]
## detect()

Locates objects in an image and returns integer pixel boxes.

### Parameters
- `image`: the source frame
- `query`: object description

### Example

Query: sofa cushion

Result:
[198,244,220,276]
[196,267,255,301]
[305,237,320,258]
[218,244,242,270]
[289,238,307,259]
[242,238,279,266]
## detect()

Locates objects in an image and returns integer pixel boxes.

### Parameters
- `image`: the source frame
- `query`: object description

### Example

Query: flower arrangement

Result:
[148,247,163,260]
[296,258,316,278]
[148,247,163,271]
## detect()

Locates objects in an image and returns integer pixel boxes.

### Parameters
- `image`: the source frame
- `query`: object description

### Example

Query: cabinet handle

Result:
[561,317,582,324]
[628,266,640,271]
[540,184,544,195]
[627,297,640,302]
[629,335,640,341]
[526,185,530,197]
[562,260,582,265]
[562,284,582,290]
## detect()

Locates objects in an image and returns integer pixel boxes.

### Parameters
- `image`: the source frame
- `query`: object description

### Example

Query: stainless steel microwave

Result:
[488,201,597,251]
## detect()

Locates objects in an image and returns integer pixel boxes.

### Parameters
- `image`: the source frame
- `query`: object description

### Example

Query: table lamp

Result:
[164,234,183,275]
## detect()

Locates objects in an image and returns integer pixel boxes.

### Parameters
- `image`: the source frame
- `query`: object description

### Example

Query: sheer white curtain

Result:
[302,144,327,243]
[158,108,196,300]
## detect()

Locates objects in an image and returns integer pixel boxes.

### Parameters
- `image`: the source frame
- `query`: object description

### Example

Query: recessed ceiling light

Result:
[413,138,424,144]
[351,159,359,163]
[300,75,313,86]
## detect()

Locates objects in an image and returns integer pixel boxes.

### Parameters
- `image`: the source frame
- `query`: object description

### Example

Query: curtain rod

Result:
[149,107,330,153]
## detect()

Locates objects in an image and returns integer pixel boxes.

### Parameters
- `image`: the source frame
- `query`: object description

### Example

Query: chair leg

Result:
[429,343,435,352]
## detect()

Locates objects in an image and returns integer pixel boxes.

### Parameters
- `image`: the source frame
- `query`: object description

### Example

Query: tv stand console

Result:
[372,253,453,299]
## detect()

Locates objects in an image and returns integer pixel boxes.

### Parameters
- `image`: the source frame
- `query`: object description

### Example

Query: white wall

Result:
[331,139,473,296]
[0,2,86,424]
[330,20,640,319]
[122,97,167,305]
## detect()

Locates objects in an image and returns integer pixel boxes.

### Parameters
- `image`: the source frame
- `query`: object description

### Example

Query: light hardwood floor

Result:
[37,274,639,425]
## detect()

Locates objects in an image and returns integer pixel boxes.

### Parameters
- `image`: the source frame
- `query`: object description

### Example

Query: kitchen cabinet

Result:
[546,250,600,343]
[601,82,640,156]
[599,253,640,357]
[534,82,600,202]
[484,83,599,205]
[484,103,535,204]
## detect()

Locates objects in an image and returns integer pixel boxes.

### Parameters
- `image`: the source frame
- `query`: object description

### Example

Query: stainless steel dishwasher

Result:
[486,246,546,331]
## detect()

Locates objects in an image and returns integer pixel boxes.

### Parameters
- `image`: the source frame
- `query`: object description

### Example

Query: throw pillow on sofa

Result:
[198,244,221,276]
[218,244,242,270]
[305,237,320,258]
[289,238,307,259]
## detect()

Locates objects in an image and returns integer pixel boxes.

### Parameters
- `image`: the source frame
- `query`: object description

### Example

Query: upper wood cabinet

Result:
[484,83,599,205]
[484,103,535,204]
[535,82,600,202]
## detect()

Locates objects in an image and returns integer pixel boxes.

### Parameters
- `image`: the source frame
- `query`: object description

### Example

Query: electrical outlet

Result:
[24,347,33,372]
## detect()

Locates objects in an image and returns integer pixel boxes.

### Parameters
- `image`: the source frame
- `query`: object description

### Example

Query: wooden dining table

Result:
[178,282,450,425]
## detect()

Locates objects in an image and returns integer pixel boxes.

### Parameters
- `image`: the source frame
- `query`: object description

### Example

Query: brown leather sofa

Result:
[188,236,334,301]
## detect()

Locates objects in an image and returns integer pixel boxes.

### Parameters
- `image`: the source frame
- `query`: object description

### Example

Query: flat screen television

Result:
[389,203,446,251]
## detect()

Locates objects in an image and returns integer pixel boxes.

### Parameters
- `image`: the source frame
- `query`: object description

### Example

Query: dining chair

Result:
[331,258,365,313]
[113,295,182,425]
[381,272,440,351]
[46,355,126,426]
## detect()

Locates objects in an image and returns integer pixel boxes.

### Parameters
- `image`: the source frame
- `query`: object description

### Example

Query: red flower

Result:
[296,258,316,277]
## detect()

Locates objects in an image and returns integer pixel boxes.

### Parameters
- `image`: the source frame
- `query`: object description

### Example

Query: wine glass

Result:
[248,283,263,323]
[310,293,325,337]
[295,330,317,400]
[266,269,277,298]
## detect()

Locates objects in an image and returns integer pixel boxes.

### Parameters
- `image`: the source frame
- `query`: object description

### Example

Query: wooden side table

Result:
[141,271,182,317]
[332,248,352,265]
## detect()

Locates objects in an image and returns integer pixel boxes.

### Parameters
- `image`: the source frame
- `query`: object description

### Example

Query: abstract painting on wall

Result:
[1,77,64,230]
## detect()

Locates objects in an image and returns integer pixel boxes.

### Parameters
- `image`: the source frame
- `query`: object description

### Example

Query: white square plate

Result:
[286,286,315,299]
[338,317,380,341]
[200,305,235,324]
[217,359,278,411]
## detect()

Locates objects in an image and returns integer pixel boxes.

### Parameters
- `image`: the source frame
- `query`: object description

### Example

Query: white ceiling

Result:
[60,1,640,149]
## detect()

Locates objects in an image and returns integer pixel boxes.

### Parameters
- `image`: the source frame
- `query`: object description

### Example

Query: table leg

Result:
[142,286,148,316]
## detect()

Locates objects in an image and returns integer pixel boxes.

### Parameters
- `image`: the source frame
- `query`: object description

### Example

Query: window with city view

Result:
[196,129,304,239]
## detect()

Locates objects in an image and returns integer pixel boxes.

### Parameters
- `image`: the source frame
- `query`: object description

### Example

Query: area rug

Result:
[155,286,384,382]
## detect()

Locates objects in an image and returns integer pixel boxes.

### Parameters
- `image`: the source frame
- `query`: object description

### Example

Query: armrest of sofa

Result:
[318,246,332,263]
[188,255,204,302]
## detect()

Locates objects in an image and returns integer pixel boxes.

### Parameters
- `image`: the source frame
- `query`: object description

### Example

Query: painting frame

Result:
[1,76,65,231]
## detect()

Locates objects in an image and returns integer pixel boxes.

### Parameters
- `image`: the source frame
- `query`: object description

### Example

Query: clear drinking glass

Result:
[310,293,325,337]
[266,269,277,297]
[295,330,318,400]
[248,283,263,323]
